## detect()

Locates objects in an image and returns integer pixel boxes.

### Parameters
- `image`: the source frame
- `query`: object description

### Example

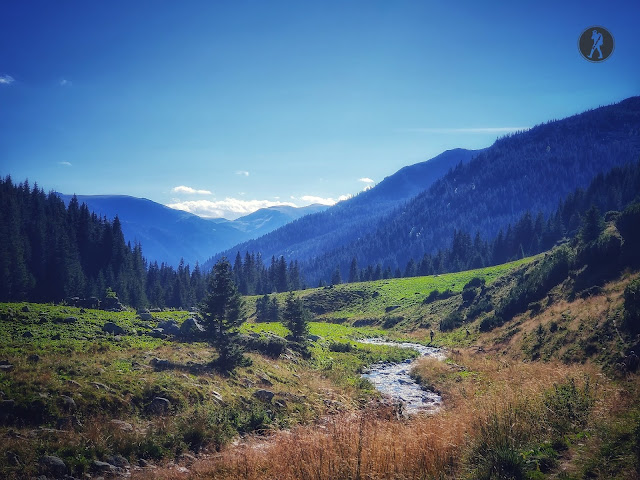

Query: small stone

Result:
[0,364,14,372]
[138,458,155,468]
[66,379,81,387]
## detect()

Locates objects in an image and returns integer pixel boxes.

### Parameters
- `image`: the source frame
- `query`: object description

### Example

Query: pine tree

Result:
[283,292,309,352]
[200,258,247,370]
[348,257,359,283]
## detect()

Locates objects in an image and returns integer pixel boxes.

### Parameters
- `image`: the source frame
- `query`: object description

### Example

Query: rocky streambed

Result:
[359,339,445,415]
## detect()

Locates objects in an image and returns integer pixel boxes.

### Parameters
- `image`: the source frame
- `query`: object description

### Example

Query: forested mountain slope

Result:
[208,148,479,269]
[216,97,640,283]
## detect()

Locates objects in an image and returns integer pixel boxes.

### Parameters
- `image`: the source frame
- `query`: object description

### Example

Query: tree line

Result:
[0,176,208,308]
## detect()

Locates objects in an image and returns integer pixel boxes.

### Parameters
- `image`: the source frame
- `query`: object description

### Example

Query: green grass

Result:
[246,256,537,323]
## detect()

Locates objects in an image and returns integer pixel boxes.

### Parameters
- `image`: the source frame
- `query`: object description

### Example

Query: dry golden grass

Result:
[137,350,616,480]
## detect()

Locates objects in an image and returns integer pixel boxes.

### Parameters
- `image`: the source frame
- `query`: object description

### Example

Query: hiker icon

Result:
[588,29,604,59]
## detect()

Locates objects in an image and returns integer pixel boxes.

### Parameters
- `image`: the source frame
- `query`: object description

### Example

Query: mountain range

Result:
[210,96,640,283]
[57,194,326,267]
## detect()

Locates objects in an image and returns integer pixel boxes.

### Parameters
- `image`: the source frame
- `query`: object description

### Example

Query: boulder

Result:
[137,307,150,314]
[102,322,125,335]
[62,316,77,324]
[106,454,130,469]
[253,389,275,402]
[27,353,40,362]
[0,364,14,372]
[139,312,153,321]
[39,455,67,478]
[150,328,165,338]
[158,320,180,335]
[110,419,134,432]
[149,397,171,414]
[59,395,77,412]
[91,460,118,474]
[180,317,205,337]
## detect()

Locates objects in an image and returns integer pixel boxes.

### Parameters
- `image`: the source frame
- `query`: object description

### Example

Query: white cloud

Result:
[235,170,250,176]
[0,74,15,85]
[167,198,296,220]
[358,177,374,184]
[59,78,71,87]
[402,126,530,134]
[57,161,72,167]
[300,194,351,206]
[172,185,212,195]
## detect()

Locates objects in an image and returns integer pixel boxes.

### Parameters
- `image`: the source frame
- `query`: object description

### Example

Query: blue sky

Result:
[1,1,638,219]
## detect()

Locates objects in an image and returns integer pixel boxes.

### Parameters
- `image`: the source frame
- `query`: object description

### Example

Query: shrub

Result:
[623,278,640,334]
[440,311,464,332]
[464,277,486,290]
[242,334,287,358]
[328,341,353,352]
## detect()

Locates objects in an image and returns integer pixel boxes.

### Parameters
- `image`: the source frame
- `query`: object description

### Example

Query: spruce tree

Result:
[283,292,309,352]
[200,258,247,370]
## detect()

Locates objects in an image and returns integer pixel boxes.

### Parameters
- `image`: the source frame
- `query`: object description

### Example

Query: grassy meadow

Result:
[2,253,640,479]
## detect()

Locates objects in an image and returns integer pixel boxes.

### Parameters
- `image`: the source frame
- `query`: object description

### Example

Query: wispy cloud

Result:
[167,198,296,220]
[358,177,374,184]
[172,185,212,195]
[235,170,250,177]
[59,78,71,87]
[300,194,351,206]
[57,161,72,167]
[0,74,15,85]
[402,126,530,134]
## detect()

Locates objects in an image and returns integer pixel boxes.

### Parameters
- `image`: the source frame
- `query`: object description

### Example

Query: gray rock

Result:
[59,395,77,411]
[150,328,165,338]
[138,458,155,468]
[149,397,171,414]
[157,320,180,335]
[39,455,67,477]
[106,454,130,469]
[180,317,205,337]
[150,358,171,370]
[253,389,274,402]
[109,419,134,432]
[62,316,78,324]
[102,322,125,335]
[138,312,153,321]
[137,308,150,315]
[66,379,81,387]
[91,460,117,474]
[308,335,322,342]
[0,364,14,372]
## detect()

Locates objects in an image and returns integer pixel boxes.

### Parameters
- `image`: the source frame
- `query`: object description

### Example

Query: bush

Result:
[464,277,486,290]
[479,315,503,332]
[242,334,287,358]
[623,278,640,334]
[440,311,464,332]
[328,341,353,352]
[467,299,492,320]
[462,287,478,303]
[543,377,593,438]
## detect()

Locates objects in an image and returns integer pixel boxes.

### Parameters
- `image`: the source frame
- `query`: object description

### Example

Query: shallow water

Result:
[359,338,445,415]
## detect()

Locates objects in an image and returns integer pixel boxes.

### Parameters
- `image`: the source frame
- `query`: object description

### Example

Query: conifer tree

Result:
[200,258,247,370]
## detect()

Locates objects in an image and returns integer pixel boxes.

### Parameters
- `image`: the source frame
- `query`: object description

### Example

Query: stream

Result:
[358,339,445,415]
